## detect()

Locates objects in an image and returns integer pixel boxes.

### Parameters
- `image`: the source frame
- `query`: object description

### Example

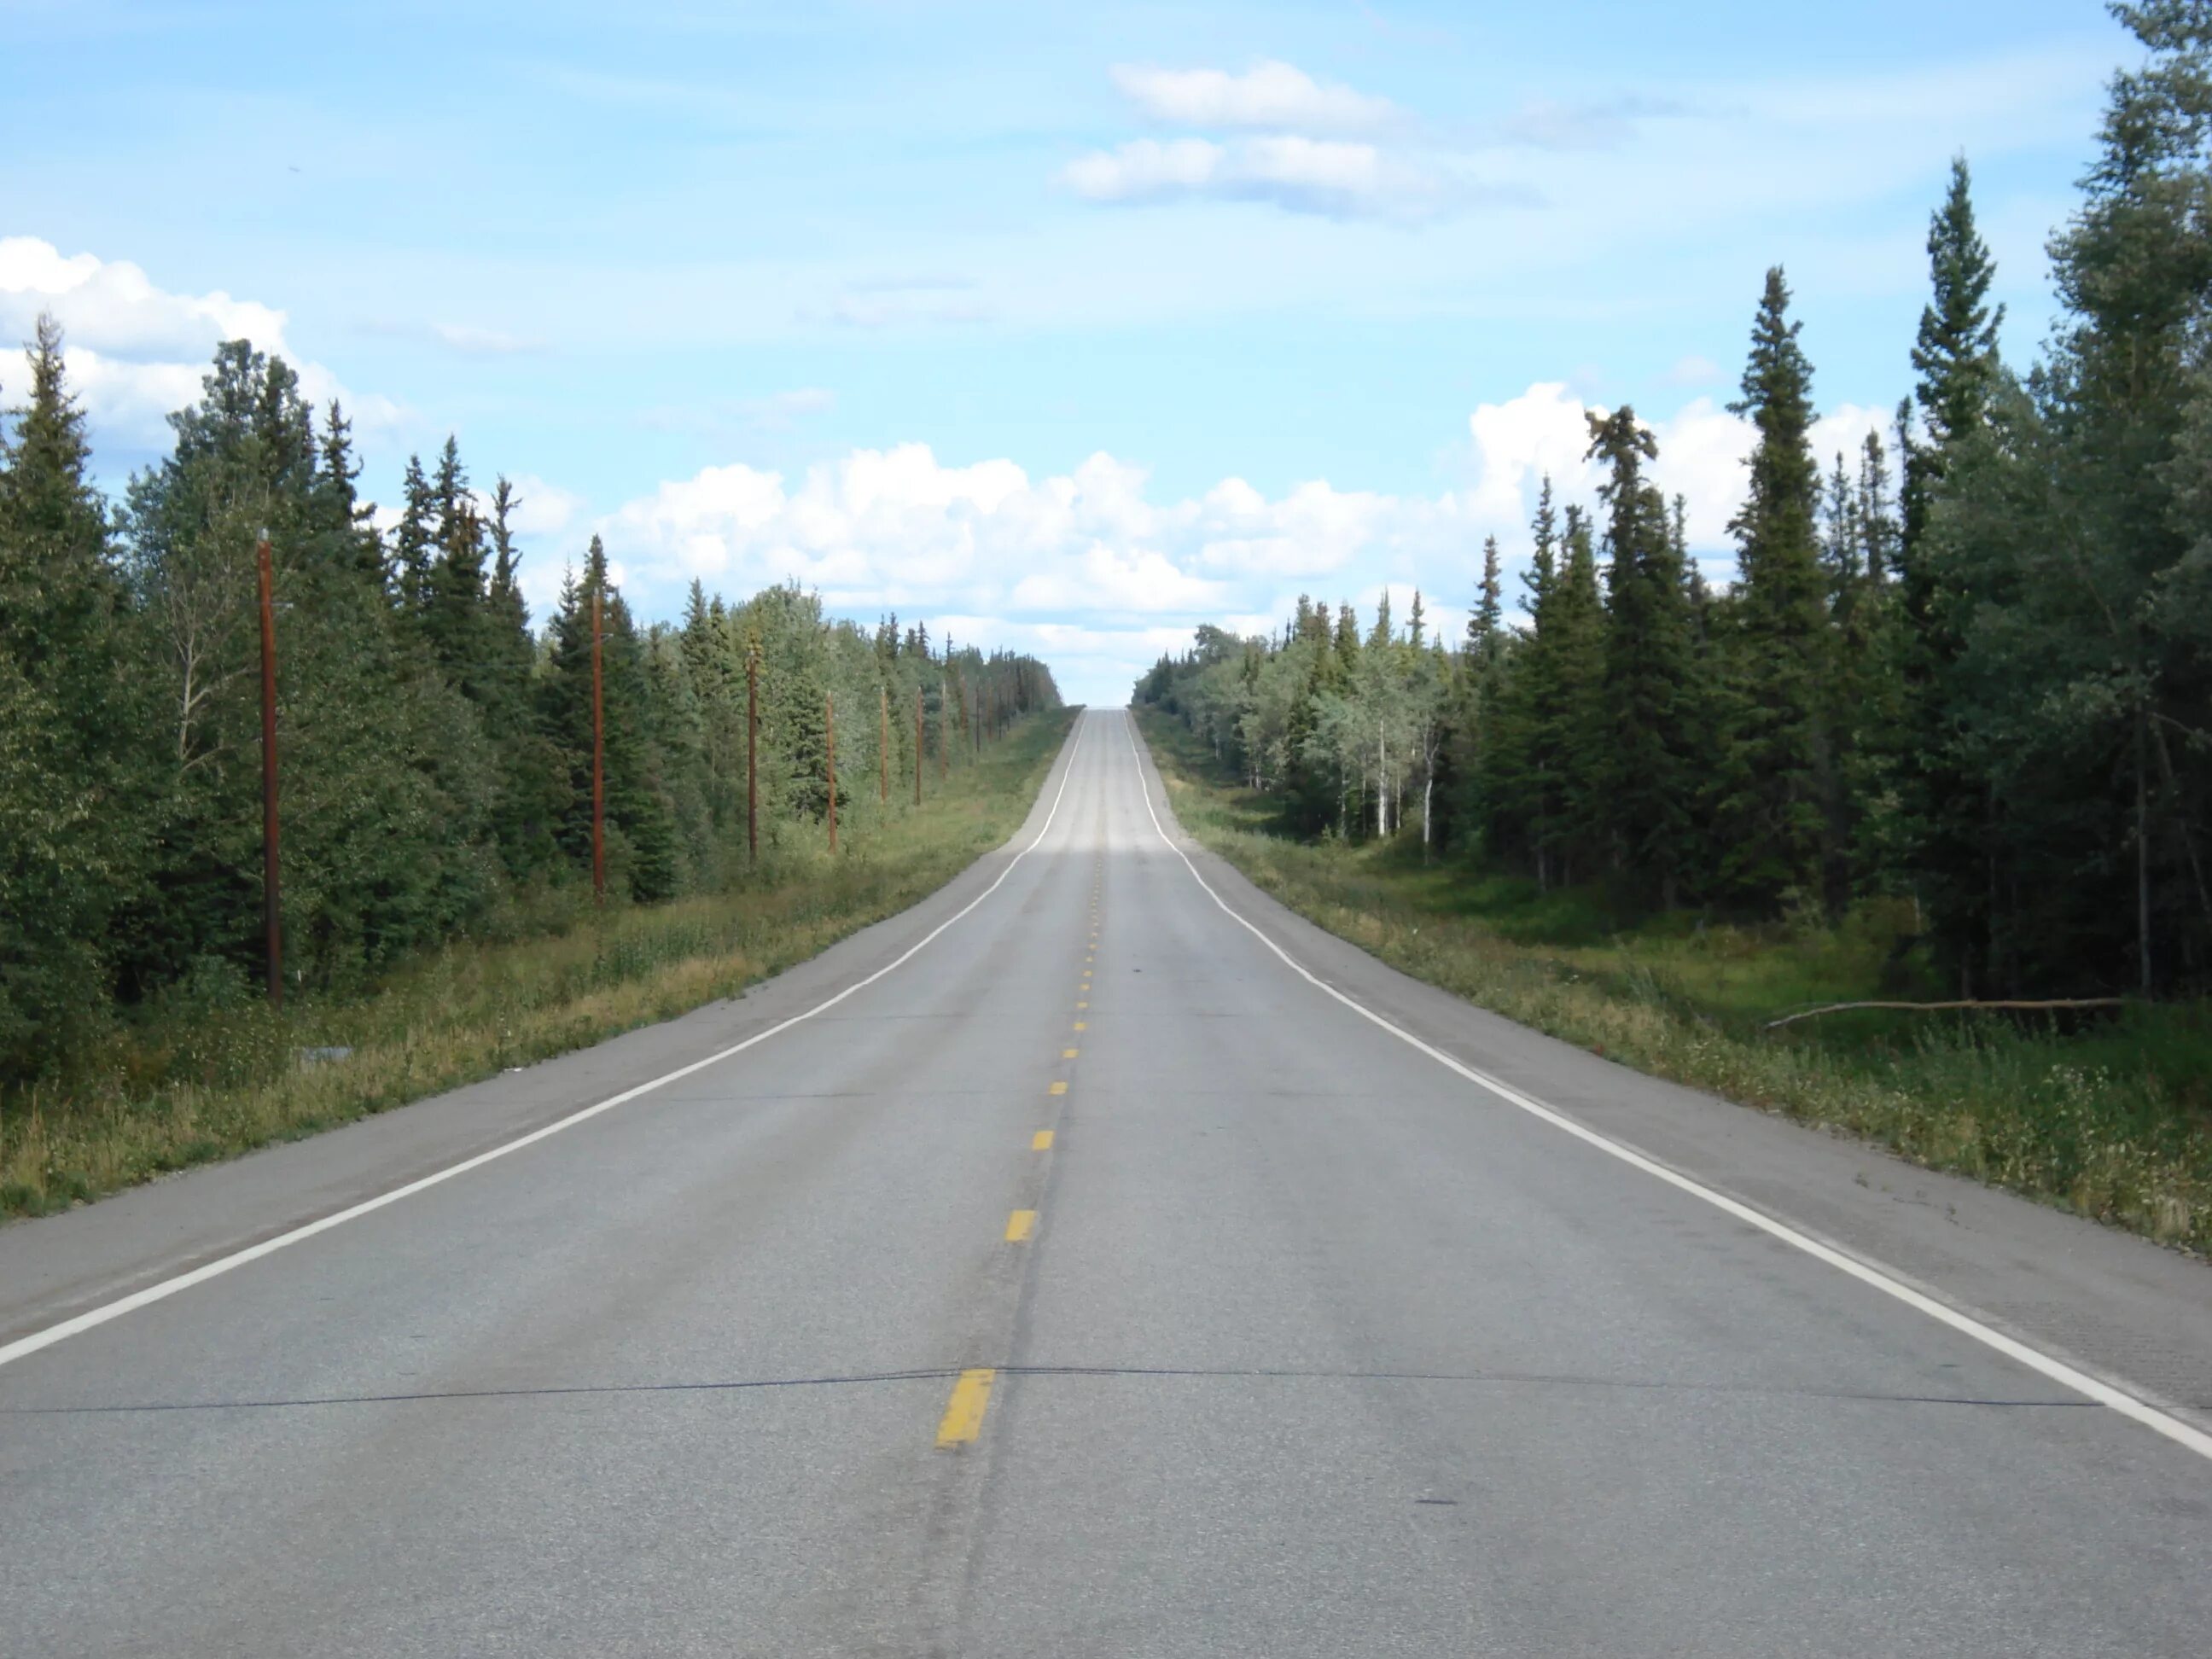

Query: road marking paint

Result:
[1062,1048,1079,1059]
[1076,1000,1088,1010]
[936,1368,996,1447]
[1049,1081,1068,1096]
[1005,1209,1037,1242]
[1121,713,2212,1465]
[0,720,1101,1376]
[1073,1021,1087,1031]
[1033,1130,1055,1150]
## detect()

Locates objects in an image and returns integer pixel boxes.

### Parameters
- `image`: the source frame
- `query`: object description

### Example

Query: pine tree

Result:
[1590,405,1695,903]
[1896,156,2011,985]
[539,537,678,900]
[1932,7,2212,991]
[1480,486,1557,876]
[1722,266,1830,912]
[422,436,492,700]
[1551,504,1611,882]
[0,316,143,1073]
[1902,156,2006,552]
[389,453,436,620]
[1471,536,1503,668]
[315,402,383,587]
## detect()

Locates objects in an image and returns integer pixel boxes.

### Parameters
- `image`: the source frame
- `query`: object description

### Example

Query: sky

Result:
[0,0,2133,705]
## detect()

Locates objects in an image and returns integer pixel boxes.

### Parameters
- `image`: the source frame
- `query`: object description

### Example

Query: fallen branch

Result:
[1763,998,2127,1031]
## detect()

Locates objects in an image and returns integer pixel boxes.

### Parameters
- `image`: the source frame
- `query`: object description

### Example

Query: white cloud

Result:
[0,236,287,360]
[0,236,404,452]
[1668,353,1724,386]
[567,379,1887,702]
[1063,134,1437,221]
[1109,61,1399,135]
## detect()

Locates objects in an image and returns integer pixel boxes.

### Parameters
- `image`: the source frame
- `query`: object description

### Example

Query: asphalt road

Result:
[3,707,2209,1656]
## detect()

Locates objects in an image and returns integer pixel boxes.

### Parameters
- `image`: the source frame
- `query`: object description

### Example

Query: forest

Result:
[1138,5,2212,1007]
[0,330,1059,1093]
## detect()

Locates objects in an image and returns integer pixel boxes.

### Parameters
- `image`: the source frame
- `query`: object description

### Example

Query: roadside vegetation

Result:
[0,696,1073,1219]
[1131,15,2212,1254]
[1,252,1073,1217]
[1141,710,2211,1253]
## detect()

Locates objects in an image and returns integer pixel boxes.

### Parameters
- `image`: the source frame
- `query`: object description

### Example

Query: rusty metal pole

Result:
[879,684,889,806]
[591,586,606,903]
[825,691,838,853]
[257,531,282,1009]
[914,685,923,808]
[746,648,759,864]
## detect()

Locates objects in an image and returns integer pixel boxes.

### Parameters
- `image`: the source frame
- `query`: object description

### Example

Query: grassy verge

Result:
[0,709,1080,1220]
[1136,707,2212,1254]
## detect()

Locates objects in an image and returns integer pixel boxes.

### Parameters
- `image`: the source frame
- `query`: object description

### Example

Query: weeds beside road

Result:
[1137,709,2212,1256]
[0,710,1078,1220]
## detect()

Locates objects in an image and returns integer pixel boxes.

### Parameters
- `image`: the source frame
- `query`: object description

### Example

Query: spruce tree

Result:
[1889,155,2016,983]
[1590,405,1694,904]
[1472,536,1503,667]
[389,453,436,620]
[539,537,678,899]
[1722,267,1830,912]
[0,316,143,1073]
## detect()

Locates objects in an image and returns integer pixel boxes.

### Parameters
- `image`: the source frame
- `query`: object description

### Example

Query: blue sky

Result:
[2,0,2130,703]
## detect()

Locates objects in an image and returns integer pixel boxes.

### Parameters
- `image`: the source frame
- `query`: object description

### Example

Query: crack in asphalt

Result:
[0,1362,2095,1416]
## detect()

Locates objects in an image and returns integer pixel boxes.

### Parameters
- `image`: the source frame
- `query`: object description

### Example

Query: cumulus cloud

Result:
[1109,61,1399,135]
[558,381,1885,703]
[1063,135,1439,221]
[0,236,404,451]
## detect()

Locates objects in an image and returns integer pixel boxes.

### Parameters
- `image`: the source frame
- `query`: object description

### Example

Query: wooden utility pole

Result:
[914,685,924,808]
[825,691,838,853]
[879,684,889,805]
[256,532,282,1008]
[746,646,759,864]
[938,679,948,783]
[591,586,607,902]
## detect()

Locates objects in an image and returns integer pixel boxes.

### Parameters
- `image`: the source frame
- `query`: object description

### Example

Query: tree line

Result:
[0,329,1059,1085]
[1137,3,2212,1002]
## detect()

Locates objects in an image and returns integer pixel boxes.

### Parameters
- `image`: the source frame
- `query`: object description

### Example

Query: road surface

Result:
[3,708,2209,1656]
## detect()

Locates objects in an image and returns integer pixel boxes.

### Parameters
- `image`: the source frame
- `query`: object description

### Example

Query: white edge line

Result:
[0,717,1094,1372]
[1120,713,2212,1464]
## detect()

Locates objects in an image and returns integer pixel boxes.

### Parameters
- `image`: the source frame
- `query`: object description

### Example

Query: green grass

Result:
[1136,707,2212,1254]
[0,709,1079,1220]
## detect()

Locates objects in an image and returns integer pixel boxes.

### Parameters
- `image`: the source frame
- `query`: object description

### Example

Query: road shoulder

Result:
[1126,716,2212,1432]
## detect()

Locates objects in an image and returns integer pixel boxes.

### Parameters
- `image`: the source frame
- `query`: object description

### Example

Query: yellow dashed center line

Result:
[1005,1209,1037,1242]
[1033,1129,1055,1150]
[936,1368,995,1447]
[1062,1048,1078,1058]
[1050,1080,1068,1096]
[1074,1020,1087,1031]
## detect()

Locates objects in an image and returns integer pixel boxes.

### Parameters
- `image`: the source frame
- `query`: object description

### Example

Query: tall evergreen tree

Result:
[1894,157,2010,976]
[1723,266,1831,911]
[539,537,679,900]
[1590,405,1696,903]
[0,317,143,1072]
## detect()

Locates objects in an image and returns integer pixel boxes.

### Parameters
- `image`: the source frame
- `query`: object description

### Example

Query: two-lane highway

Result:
[3,709,2209,1656]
